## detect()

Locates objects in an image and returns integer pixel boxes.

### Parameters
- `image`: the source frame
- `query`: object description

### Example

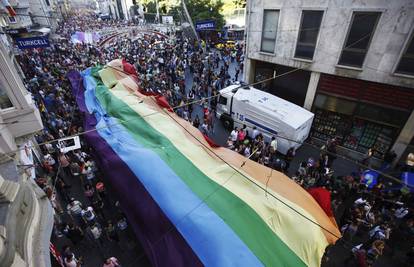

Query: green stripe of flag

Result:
[91,67,306,267]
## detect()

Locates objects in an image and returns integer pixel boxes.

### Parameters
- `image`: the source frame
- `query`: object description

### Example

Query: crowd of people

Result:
[12,10,414,267]
[16,11,244,267]
[225,122,414,266]
[17,15,149,267]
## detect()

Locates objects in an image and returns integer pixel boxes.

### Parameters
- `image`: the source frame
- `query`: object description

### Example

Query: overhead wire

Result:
[2,18,408,190]
[1,12,405,243]
[103,18,410,187]
[5,13,402,261]
[126,100,344,265]
[88,63,378,241]
[124,97,345,266]
[50,76,83,194]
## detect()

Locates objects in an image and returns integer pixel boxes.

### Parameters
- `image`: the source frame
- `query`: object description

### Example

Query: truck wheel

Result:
[221,117,233,130]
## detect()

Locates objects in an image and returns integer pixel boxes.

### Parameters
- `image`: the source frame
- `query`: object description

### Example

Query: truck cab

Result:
[216,84,314,154]
[216,84,241,129]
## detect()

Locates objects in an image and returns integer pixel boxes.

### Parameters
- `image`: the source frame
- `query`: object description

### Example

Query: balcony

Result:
[0,40,43,154]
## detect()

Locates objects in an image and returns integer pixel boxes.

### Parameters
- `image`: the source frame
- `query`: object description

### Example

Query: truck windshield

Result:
[219,96,228,105]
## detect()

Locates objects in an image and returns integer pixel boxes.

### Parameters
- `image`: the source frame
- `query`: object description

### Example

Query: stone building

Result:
[244,0,414,162]
[0,37,52,267]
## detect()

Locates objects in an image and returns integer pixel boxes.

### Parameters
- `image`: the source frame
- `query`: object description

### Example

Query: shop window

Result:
[295,10,324,60]
[338,12,381,67]
[395,31,414,76]
[260,10,279,53]
[355,103,410,127]
[313,94,357,115]
[0,84,13,109]
[312,108,352,142]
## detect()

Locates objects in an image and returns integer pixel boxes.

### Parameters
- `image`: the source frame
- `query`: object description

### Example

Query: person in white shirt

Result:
[201,121,209,135]
[91,224,102,239]
[369,223,390,240]
[45,154,56,166]
[90,223,104,248]
[84,166,95,182]
[395,206,409,219]
[270,136,278,154]
[226,137,234,150]
[64,254,79,267]
[354,198,367,206]
[244,146,251,157]
[103,257,121,267]
[251,127,260,140]
[81,206,96,223]
[230,127,238,142]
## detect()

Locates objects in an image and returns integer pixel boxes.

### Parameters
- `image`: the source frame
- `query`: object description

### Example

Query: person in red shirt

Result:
[237,128,246,142]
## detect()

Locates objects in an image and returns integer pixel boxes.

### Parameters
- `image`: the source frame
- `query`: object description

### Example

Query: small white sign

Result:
[58,136,81,153]
[162,16,174,25]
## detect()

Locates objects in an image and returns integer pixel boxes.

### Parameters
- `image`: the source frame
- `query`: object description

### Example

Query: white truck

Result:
[216,84,314,154]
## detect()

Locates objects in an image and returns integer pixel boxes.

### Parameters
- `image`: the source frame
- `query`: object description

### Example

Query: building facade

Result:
[0,37,52,267]
[244,0,414,162]
[0,0,58,29]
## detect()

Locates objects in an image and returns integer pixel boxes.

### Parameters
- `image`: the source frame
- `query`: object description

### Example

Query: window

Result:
[355,103,409,126]
[218,96,228,105]
[295,10,324,60]
[395,32,414,76]
[0,85,13,109]
[338,12,381,67]
[8,16,17,24]
[260,10,279,53]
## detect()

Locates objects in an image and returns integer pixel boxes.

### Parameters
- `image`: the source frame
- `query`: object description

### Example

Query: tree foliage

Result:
[141,0,180,14]
[184,0,225,30]
[221,0,246,17]
[140,0,226,30]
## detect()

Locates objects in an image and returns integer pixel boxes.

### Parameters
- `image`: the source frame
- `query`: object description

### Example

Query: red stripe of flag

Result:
[1,0,16,16]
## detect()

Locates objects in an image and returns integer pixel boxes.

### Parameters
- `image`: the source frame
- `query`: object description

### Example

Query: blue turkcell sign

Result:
[15,36,50,49]
[195,20,216,31]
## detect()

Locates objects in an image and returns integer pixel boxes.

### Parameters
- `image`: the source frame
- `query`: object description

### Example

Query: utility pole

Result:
[181,0,205,53]
[155,0,160,23]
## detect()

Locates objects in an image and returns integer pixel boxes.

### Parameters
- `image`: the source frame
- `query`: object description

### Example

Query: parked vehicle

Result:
[215,40,236,50]
[216,84,314,154]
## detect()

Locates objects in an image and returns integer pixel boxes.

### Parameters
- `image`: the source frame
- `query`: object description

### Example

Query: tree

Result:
[221,0,245,17]
[143,1,157,13]
[141,0,180,14]
[184,0,225,30]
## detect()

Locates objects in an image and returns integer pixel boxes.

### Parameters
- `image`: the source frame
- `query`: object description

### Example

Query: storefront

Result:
[311,74,414,159]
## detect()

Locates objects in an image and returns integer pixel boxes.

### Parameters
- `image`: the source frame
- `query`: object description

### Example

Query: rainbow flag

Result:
[68,60,340,267]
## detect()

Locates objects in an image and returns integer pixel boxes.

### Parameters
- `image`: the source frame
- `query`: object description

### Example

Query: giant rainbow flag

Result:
[68,59,340,267]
